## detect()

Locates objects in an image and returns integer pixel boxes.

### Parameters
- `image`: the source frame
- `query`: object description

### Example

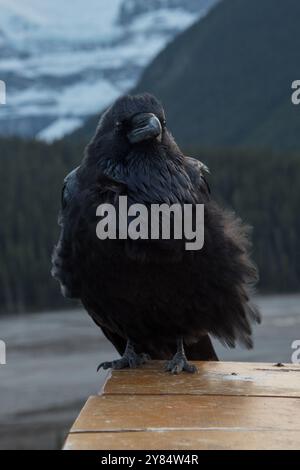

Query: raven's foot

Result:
[97,341,150,371]
[165,338,198,374]
[165,353,197,374]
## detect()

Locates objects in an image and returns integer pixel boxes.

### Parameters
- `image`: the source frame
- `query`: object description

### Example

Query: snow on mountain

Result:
[0,0,219,141]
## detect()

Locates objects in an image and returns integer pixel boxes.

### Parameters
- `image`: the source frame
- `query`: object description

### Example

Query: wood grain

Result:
[63,361,300,450]
[104,361,300,397]
[71,394,300,432]
[64,430,300,450]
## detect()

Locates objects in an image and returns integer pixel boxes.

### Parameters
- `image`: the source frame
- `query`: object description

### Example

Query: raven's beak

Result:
[127,113,162,144]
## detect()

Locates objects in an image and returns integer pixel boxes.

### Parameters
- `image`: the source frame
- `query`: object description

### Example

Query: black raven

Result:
[52,93,260,374]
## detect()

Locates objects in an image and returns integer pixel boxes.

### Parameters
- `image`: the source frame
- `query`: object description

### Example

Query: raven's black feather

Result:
[52,93,260,361]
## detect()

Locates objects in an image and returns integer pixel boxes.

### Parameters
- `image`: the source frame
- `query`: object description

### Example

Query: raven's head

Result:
[82,93,193,262]
[85,93,182,172]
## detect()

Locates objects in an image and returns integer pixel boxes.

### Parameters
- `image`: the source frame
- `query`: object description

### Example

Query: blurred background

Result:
[0,0,300,450]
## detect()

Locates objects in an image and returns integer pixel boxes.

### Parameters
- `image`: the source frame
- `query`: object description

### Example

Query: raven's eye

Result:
[115,121,122,130]
[161,119,166,128]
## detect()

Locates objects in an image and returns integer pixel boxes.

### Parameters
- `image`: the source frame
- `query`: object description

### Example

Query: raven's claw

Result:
[165,354,197,374]
[165,349,198,375]
[97,348,150,372]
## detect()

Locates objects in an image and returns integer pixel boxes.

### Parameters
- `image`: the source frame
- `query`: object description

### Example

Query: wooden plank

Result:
[104,361,300,397]
[64,361,300,450]
[70,395,300,433]
[64,430,300,450]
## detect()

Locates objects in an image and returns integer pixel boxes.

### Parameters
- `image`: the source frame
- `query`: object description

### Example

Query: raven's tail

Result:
[142,335,219,361]
[184,335,218,361]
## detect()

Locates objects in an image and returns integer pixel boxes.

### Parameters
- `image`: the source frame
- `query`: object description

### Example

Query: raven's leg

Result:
[97,340,150,371]
[165,338,198,374]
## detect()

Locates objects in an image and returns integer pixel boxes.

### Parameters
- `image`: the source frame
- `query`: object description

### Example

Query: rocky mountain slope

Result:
[133,0,300,151]
[0,0,219,140]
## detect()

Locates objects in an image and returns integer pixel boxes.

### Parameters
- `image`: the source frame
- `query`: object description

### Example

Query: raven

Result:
[52,93,260,374]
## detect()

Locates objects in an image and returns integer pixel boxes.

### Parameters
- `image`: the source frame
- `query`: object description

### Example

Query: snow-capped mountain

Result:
[0,0,219,141]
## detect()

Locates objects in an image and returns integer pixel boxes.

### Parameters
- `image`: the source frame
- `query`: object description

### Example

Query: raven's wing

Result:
[52,168,129,356]
[51,168,124,297]
[185,157,260,350]
[51,166,82,298]
[184,156,211,201]
[61,167,80,210]
[181,157,219,360]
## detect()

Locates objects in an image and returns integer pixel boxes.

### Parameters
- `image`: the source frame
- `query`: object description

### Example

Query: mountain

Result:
[0,0,219,141]
[131,0,300,151]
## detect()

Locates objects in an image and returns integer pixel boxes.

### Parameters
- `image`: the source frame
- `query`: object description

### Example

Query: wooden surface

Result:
[104,361,300,398]
[64,361,300,450]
